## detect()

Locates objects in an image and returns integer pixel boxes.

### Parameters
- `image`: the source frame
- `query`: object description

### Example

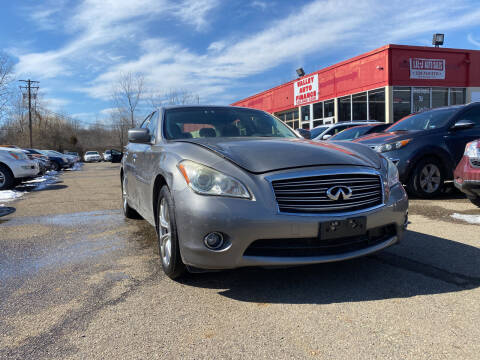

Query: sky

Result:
[1,0,480,126]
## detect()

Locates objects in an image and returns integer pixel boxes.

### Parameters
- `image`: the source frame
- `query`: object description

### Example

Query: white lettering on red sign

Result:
[409,58,445,79]
[294,74,318,106]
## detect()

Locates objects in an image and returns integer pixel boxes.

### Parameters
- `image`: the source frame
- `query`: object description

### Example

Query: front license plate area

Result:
[319,217,366,241]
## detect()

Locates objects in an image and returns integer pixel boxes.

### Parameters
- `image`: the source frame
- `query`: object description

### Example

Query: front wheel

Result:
[0,164,14,190]
[407,157,445,198]
[157,186,185,279]
[469,197,480,208]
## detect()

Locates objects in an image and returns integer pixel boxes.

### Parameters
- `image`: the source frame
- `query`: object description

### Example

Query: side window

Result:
[147,112,158,137]
[460,107,480,125]
[333,125,349,135]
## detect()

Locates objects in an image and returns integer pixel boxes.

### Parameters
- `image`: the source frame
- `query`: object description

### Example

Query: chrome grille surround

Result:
[267,167,385,216]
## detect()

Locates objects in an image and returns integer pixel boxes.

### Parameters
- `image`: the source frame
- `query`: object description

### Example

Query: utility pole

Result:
[19,79,39,148]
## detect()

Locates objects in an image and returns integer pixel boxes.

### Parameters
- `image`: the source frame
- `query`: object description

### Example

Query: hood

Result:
[354,130,421,145]
[179,137,381,174]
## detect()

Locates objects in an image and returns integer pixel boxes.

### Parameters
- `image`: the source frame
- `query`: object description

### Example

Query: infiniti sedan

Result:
[122,106,408,279]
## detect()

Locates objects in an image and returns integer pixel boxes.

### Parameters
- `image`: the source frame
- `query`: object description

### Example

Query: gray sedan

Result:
[122,106,408,279]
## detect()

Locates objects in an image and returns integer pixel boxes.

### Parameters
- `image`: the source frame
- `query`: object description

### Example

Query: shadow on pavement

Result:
[178,230,480,304]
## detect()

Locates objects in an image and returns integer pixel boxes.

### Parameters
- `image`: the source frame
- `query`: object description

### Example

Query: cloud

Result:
[467,33,480,48]
[43,97,70,111]
[13,0,480,113]
[174,0,220,31]
[14,0,219,79]
[251,1,268,10]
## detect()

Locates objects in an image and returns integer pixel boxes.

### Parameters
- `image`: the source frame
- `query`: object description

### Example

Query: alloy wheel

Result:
[0,170,5,187]
[419,163,441,193]
[158,198,172,267]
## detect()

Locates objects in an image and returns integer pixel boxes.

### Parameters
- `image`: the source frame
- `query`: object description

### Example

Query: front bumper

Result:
[174,180,408,270]
[12,160,39,178]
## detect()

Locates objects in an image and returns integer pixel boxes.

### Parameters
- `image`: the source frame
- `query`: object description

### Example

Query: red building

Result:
[232,44,480,129]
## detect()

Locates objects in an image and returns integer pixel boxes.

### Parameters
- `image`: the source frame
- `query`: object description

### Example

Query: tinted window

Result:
[459,107,480,125]
[387,108,458,131]
[329,126,372,140]
[310,126,329,138]
[164,107,297,140]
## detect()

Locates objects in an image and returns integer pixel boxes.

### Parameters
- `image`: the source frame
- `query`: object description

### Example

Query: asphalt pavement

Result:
[1,162,479,359]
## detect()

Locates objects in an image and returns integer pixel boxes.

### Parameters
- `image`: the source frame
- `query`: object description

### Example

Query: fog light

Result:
[204,232,224,250]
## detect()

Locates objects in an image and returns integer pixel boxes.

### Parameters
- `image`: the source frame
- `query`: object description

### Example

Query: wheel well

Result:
[152,174,167,228]
[0,162,14,177]
[408,153,450,180]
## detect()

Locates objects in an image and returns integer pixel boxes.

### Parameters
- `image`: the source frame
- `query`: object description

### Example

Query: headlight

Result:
[178,160,252,199]
[375,139,411,153]
[386,157,400,187]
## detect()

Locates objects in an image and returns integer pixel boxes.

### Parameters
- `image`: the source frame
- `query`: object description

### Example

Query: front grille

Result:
[271,173,383,214]
[244,225,396,257]
[470,159,480,167]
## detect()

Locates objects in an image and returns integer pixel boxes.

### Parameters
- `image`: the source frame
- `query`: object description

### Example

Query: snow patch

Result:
[0,190,25,203]
[451,213,480,225]
[65,163,83,171]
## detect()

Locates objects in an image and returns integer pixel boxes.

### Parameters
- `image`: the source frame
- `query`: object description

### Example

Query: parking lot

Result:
[1,162,479,359]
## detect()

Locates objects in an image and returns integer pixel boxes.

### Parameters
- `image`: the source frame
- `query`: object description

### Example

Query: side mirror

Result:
[451,120,475,131]
[128,128,151,143]
[322,134,332,140]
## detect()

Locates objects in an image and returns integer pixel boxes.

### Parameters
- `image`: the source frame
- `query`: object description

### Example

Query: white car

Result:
[84,151,102,162]
[0,147,40,190]
[311,121,382,140]
[103,150,112,162]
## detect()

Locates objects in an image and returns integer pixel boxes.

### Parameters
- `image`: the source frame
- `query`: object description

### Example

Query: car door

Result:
[135,111,158,215]
[445,105,480,165]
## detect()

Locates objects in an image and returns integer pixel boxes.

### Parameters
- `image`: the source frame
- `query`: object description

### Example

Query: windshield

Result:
[309,126,329,139]
[387,108,458,131]
[164,107,298,140]
[329,126,372,141]
[86,151,98,155]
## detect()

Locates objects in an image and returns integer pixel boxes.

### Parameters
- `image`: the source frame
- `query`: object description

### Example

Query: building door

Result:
[412,88,430,113]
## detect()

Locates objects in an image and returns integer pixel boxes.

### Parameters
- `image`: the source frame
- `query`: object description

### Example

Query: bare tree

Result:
[112,72,144,127]
[0,53,14,119]
[149,89,200,110]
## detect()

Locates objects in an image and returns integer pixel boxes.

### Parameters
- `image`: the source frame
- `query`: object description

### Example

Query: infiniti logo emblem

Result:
[326,186,353,201]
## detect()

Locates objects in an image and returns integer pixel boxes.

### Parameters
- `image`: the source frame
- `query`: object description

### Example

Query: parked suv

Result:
[0,147,39,190]
[121,106,408,279]
[84,151,101,162]
[356,103,480,198]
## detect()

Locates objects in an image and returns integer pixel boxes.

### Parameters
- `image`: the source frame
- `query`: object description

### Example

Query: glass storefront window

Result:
[368,88,385,122]
[301,105,310,122]
[324,100,334,118]
[312,120,323,127]
[451,88,466,105]
[393,87,411,122]
[412,87,430,113]
[352,92,367,120]
[432,88,448,108]
[313,102,323,119]
[338,96,351,122]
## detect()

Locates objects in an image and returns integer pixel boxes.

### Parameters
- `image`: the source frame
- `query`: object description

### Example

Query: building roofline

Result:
[232,44,480,106]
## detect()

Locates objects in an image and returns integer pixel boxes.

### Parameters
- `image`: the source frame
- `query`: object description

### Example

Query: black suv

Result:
[356,103,480,198]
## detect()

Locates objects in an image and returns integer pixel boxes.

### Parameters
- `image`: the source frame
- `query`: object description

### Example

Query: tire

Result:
[121,174,141,219]
[156,185,185,279]
[0,164,15,190]
[407,157,445,198]
[469,197,480,208]
[52,161,61,171]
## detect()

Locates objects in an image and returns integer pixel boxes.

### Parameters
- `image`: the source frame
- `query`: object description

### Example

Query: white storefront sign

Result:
[410,58,445,79]
[294,74,318,106]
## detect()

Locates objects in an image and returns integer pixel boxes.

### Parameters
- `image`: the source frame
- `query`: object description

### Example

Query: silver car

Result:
[122,106,408,279]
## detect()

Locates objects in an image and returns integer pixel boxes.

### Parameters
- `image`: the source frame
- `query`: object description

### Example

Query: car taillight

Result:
[464,140,480,158]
